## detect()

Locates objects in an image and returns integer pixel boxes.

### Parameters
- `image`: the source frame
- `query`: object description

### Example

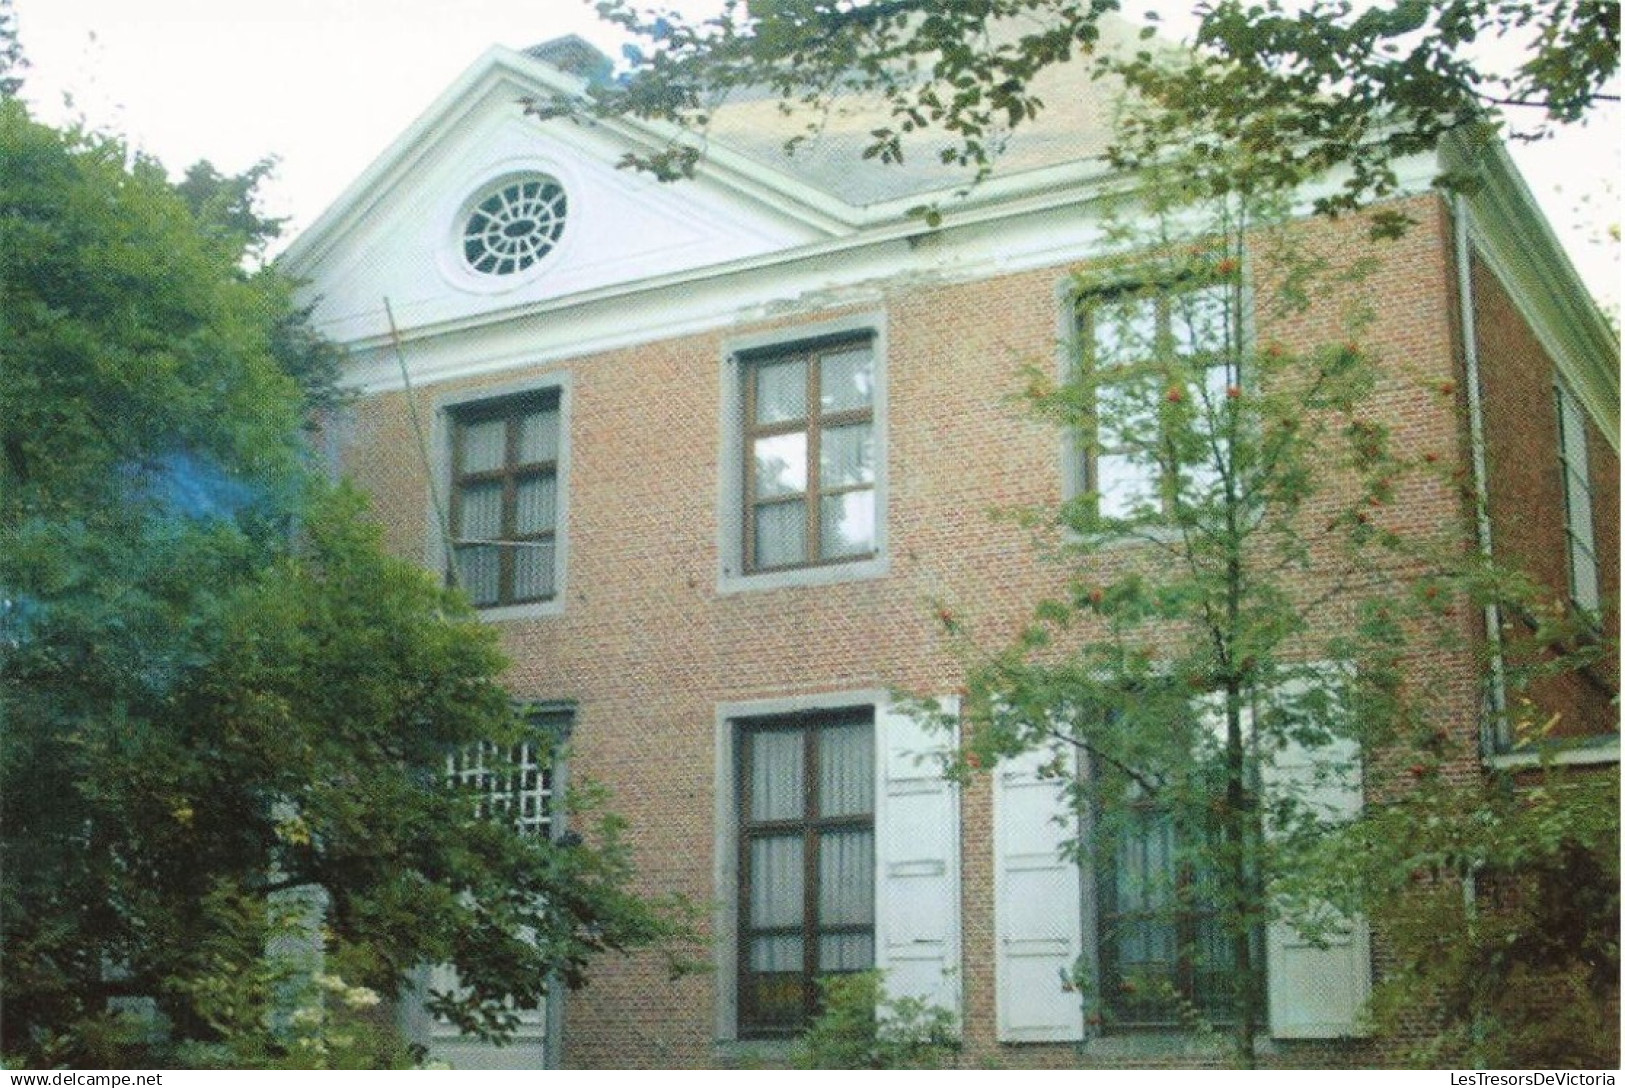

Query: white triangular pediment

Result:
[284,50,840,345]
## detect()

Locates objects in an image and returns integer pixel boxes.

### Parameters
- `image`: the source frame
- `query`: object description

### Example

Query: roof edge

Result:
[1443,128,1620,450]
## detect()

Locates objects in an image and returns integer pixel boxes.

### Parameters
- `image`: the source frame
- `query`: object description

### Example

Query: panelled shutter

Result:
[993,746,1085,1042]
[1262,733,1372,1038]
[874,699,961,1022]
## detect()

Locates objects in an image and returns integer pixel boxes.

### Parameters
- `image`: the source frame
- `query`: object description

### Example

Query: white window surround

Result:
[429,373,572,621]
[712,690,960,1043]
[717,313,890,594]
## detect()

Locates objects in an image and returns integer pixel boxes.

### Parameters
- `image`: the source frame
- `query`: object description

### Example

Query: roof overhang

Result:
[1443,128,1620,450]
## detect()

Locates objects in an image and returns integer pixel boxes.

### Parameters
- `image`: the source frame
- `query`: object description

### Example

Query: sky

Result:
[8,0,1619,310]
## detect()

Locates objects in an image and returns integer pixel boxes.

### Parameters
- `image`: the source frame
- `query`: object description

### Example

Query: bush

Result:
[793,973,959,1070]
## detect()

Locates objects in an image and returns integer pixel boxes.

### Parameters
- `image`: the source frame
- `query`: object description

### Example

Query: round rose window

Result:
[461,176,568,276]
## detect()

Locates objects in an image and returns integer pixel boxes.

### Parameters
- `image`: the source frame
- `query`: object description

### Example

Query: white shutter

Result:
[993,746,1085,1042]
[874,699,961,1022]
[1262,734,1371,1038]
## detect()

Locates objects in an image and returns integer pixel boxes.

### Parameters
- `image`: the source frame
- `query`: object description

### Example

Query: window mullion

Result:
[806,354,823,564]
[743,361,762,571]
[500,412,519,603]
[802,724,820,1021]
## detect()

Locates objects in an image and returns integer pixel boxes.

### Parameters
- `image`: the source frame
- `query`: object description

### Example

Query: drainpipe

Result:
[1453,195,1511,756]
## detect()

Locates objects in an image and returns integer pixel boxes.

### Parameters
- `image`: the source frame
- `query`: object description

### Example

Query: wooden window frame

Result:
[449,390,561,607]
[736,709,875,1038]
[741,338,876,573]
[1094,791,1238,1030]
[1076,281,1240,518]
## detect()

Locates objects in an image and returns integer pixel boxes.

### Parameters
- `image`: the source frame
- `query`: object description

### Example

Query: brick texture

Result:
[335,192,1614,1068]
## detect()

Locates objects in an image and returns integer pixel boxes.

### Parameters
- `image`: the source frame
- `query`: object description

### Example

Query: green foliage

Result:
[1297,749,1619,1068]
[791,973,960,1070]
[595,1,1616,211]
[593,0,1616,1066]
[1,101,687,1067]
[0,0,24,99]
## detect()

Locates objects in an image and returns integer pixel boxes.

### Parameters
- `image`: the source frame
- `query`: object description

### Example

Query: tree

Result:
[0,0,24,100]
[896,152,1421,1062]
[901,120,1608,1066]
[0,101,685,1068]
[591,1,1617,214]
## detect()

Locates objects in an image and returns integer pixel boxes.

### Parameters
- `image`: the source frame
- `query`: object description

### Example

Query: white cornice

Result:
[1442,129,1620,450]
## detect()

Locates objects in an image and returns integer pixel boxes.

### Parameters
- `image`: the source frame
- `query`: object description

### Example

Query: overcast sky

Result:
[9,0,1618,310]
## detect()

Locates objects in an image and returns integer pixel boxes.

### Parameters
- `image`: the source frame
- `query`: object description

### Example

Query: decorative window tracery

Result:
[461,176,567,276]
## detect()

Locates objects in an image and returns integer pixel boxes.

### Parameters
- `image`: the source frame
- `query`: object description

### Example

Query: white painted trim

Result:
[1441,131,1620,449]
[1487,735,1619,770]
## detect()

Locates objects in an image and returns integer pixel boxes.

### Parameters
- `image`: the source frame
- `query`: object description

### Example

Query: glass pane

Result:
[819,424,874,488]
[517,408,559,464]
[755,358,807,424]
[1565,467,1595,551]
[747,968,804,1029]
[512,540,555,601]
[819,491,875,559]
[1572,539,1600,610]
[818,721,873,817]
[455,544,500,606]
[1117,811,1176,911]
[754,432,808,498]
[458,481,503,539]
[750,730,806,821]
[1092,373,1157,454]
[818,932,874,972]
[1201,360,1234,409]
[1559,388,1589,463]
[819,346,873,412]
[750,835,804,927]
[755,501,807,568]
[817,829,874,925]
[750,934,804,972]
[1091,297,1156,369]
[1095,454,1151,519]
[460,418,506,473]
[1171,284,1231,356]
[516,475,556,534]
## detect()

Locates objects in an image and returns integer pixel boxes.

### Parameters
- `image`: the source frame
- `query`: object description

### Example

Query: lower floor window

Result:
[1096,788,1243,1028]
[738,709,875,1037]
[430,708,570,1036]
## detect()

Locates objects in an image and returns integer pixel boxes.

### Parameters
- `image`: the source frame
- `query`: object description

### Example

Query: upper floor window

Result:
[1555,383,1600,615]
[450,390,561,608]
[1076,282,1239,519]
[742,337,877,572]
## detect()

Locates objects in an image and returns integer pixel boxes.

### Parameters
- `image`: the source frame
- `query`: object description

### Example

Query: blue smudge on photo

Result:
[123,451,260,521]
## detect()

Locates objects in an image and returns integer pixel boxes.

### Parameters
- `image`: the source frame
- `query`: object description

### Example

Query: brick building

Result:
[280,32,1618,1069]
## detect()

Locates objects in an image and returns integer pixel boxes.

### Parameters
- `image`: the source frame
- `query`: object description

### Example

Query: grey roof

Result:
[524,14,1149,208]
[699,19,1140,207]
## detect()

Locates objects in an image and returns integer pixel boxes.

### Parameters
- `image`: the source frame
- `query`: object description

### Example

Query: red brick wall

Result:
[1468,244,1620,742]
[338,194,1505,1068]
